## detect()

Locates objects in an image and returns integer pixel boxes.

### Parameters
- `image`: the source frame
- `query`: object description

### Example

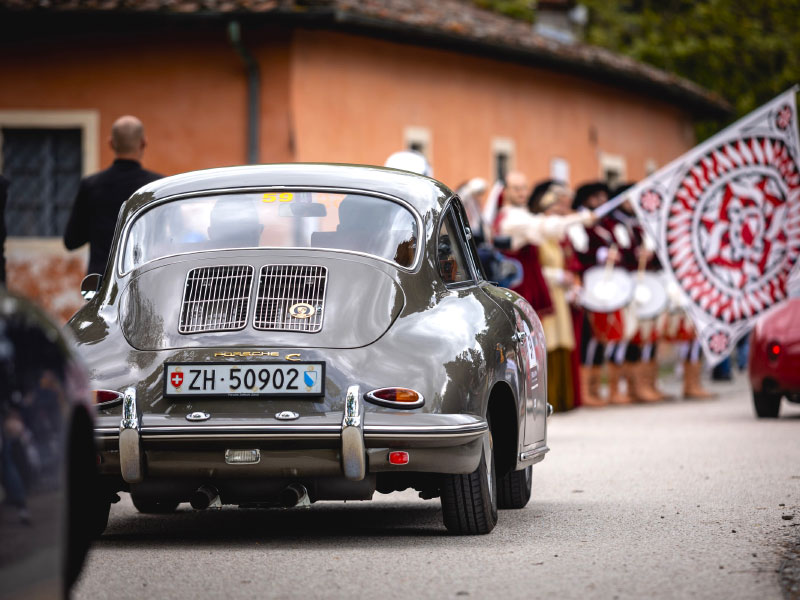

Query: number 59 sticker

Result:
[263,192,294,203]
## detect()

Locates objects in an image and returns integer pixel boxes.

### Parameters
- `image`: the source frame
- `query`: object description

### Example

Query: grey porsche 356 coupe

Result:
[71,164,549,535]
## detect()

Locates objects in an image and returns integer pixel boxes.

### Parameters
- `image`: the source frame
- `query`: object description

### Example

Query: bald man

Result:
[64,115,162,277]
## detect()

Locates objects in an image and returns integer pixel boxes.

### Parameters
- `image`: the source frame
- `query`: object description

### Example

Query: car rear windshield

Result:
[121,191,419,272]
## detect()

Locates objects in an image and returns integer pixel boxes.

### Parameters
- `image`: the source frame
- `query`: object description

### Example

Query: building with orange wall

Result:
[0,0,729,320]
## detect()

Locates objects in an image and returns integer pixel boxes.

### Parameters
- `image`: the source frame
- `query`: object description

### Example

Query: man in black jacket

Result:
[64,115,162,277]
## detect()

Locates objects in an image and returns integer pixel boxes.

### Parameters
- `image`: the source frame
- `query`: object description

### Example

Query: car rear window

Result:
[121,191,419,272]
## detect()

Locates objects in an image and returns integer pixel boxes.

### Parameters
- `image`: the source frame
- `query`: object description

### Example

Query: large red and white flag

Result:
[621,87,800,364]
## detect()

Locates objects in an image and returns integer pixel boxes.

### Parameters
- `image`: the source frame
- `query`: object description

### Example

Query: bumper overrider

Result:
[94,385,488,484]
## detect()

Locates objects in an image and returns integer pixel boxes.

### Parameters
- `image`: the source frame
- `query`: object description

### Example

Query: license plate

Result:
[164,362,325,398]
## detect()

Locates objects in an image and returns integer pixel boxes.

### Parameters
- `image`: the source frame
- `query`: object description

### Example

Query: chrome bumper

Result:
[96,395,488,480]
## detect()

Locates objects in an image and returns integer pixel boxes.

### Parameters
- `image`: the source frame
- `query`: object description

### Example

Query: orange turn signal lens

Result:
[93,389,124,407]
[364,387,424,409]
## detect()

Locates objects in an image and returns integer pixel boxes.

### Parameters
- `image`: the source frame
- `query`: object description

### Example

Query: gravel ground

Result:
[74,370,800,600]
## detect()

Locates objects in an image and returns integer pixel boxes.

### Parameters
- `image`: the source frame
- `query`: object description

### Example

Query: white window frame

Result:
[0,109,99,176]
[599,152,627,188]
[403,126,432,161]
[491,137,515,182]
[549,156,570,185]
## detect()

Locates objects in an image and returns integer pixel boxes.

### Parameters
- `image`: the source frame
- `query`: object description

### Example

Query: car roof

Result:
[127,163,454,216]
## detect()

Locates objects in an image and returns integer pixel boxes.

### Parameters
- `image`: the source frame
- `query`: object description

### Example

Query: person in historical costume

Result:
[606,185,665,403]
[662,281,715,399]
[570,182,627,406]
[528,182,585,411]
[496,172,594,411]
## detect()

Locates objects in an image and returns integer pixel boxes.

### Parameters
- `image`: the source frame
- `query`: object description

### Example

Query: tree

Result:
[473,0,535,22]
[476,0,800,137]
[579,0,800,137]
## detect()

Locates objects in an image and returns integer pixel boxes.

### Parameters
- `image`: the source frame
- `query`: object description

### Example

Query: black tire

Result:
[89,499,112,537]
[753,391,781,418]
[441,434,498,535]
[131,495,180,514]
[497,465,532,509]
[66,408,108,592]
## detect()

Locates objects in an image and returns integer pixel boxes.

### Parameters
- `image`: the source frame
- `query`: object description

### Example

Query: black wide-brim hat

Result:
[572,181,610,210]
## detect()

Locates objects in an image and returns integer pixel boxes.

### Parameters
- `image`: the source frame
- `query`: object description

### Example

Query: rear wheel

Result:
[131,495,180,514]
[441,432,498,535]
[753,391,781,418]
[497,465,532,509]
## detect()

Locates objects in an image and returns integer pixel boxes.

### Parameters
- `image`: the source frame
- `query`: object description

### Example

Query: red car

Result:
[749,297,800,418]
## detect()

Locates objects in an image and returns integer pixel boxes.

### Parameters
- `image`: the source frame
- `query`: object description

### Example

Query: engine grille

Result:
[254,265,327,332]
[178,265,254,333]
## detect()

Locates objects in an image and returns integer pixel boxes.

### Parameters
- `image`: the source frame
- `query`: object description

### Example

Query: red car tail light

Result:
[93,389,124,407]
[768,341,782,361]
[364,387,424,409]
[388,451,410,465]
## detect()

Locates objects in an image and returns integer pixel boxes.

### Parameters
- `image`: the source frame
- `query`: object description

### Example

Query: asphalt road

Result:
[74,371,800,600]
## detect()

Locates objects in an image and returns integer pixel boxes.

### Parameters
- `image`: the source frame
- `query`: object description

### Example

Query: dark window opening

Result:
[1,128,82,236]
[495,152,509,184]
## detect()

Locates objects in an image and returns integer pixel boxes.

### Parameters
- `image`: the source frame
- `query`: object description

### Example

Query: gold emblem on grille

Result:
[288,302,316,319]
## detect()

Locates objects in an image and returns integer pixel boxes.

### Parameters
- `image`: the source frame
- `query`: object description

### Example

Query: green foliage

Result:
[473,0,536,22]
[579,0,800,137]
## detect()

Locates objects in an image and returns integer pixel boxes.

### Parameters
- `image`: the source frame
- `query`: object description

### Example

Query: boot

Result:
[645,360,671,400]
[629,361,660,403]
[683,361,715,399]
[589,365,605,403]
[607,362,632,404]
[580,365,607,407]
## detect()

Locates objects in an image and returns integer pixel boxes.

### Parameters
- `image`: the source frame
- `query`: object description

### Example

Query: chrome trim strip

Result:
[519,445,550,461]
[118,186,425,277]
[364,422,488,434]
[95,427,120,435]
[141,433,341,441]
[134,422,487,436]
[364,431,485,440]
[120,387,139,431]
[141,425,341,435]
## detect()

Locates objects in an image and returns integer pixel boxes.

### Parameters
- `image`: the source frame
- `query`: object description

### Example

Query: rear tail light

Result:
[768,341,782,361]
[388,451,410,465]
[364,387,424,409]
[93,389,124,407]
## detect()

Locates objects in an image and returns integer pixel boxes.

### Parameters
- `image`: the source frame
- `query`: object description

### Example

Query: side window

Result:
[438,207,472,285]
[453,200,486,281]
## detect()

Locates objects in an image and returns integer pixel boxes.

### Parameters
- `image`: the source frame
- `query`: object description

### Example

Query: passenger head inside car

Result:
[207,197,264,248]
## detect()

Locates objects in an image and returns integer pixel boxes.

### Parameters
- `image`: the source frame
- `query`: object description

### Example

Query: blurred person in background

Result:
[529,182,584,412]
[570,182,619,406]
[496,171,595,412]
[607,184,664,403]
[64,115,162,278]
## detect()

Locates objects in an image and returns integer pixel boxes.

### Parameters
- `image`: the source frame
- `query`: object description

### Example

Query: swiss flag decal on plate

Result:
[170,371,184,388]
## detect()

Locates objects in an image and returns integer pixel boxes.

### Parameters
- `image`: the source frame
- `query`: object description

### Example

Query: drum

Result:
[588,310,625,343]
[633,273,668,321]
[630,272,669,343]
[579,266,635,313]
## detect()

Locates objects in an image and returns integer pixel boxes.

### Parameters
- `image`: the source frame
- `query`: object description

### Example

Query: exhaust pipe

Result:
[280,483,310,508]
[191,485,221,510]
